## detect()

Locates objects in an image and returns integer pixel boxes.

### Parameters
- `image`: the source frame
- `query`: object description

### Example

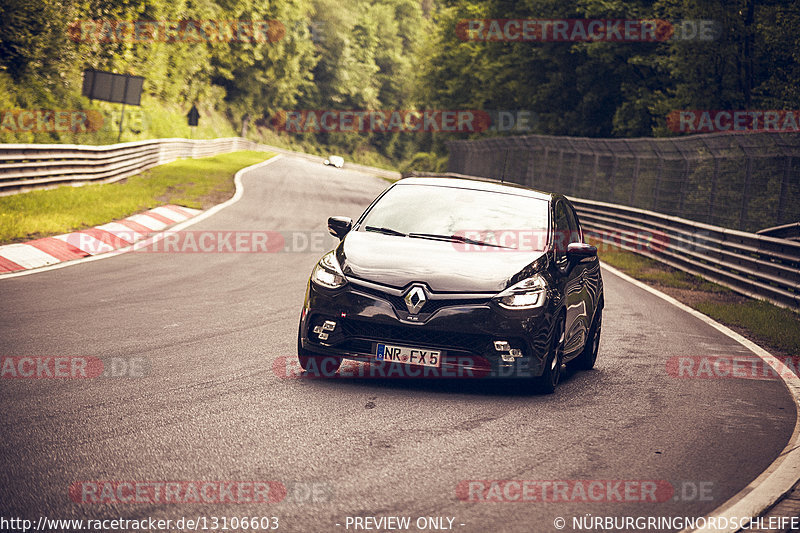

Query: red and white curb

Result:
[0,205,202,274]
[0,155,282,278]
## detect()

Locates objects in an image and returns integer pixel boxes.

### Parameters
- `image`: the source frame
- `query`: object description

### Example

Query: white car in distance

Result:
[324,155,344,168]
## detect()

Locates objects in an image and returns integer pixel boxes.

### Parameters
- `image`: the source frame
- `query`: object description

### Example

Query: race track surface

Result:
[0,156,795,532]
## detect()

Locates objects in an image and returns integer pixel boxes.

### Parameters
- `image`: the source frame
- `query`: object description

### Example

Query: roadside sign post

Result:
[187,105,200,138]
[82,70,144,143]
[118,101,126,143]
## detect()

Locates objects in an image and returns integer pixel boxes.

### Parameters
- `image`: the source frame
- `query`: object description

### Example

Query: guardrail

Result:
[0,138,401,196]
[0,137,256,195]
[408,172,800,311]
[757,222,800,242]
[571,198,800,311]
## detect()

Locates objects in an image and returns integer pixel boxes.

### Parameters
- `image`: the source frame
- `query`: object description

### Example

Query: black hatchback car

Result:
[297,176,603,392]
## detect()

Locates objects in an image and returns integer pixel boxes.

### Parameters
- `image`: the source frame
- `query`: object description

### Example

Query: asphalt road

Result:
[0,156,796,533]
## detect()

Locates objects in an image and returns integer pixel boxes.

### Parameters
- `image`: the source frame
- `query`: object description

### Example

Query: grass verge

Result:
[0,151,274,244]
[589,238,800,357]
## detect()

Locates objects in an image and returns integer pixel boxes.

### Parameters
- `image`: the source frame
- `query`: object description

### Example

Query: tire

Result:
[297,333,342,376]
[535,318,564,394]
[568,307,602,371]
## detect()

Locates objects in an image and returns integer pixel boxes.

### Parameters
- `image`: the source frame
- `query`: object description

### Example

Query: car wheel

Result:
[297,334,342,376]
[535,318,564,394]
[568,308,602,371]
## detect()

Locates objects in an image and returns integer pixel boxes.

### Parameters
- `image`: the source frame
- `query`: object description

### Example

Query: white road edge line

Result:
[0,154,283,280]
[601,262,800,533]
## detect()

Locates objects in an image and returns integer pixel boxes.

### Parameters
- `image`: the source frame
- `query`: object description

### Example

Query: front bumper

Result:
[298,277,556,378]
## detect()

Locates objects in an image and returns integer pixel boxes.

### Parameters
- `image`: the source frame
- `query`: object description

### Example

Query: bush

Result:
[399,151,448,175]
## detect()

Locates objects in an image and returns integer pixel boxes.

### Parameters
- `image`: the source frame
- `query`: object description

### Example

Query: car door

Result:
[553,199,585,356]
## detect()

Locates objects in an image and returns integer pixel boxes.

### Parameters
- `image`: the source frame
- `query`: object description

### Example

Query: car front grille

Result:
[340,318,492,355]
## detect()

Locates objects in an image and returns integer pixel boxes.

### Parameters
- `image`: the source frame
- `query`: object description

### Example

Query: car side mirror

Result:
[328,216,352,239]
[567,242,597,260]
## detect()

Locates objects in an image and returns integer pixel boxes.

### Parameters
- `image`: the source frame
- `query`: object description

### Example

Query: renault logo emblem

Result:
[404,285,427,315]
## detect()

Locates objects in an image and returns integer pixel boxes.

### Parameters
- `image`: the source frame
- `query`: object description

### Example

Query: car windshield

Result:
[359,183,550,250]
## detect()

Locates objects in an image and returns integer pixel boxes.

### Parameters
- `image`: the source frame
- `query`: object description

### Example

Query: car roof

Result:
[395,176,553,202]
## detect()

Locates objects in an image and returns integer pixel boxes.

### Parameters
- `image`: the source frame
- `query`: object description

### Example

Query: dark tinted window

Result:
[359,183,550,250]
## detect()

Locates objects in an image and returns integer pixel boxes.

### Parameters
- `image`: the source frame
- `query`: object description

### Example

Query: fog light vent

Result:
[495,340,523,362]
[312,320,337,342]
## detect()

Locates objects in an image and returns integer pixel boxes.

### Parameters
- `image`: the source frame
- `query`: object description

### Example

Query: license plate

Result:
[376,343,442,368]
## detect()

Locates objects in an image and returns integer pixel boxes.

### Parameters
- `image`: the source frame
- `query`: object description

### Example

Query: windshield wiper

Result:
[364,226,407,237]
[408,232,512,249]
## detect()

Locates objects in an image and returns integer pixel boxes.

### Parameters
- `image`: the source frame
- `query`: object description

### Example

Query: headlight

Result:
[495,273,547,309]
[311,250,347,289]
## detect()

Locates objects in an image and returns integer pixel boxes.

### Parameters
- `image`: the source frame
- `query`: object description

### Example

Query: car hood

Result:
[339,231,546,293]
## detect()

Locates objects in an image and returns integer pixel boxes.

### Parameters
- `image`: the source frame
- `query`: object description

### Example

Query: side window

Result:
[565,203,582,244]
[553,200,570,260]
